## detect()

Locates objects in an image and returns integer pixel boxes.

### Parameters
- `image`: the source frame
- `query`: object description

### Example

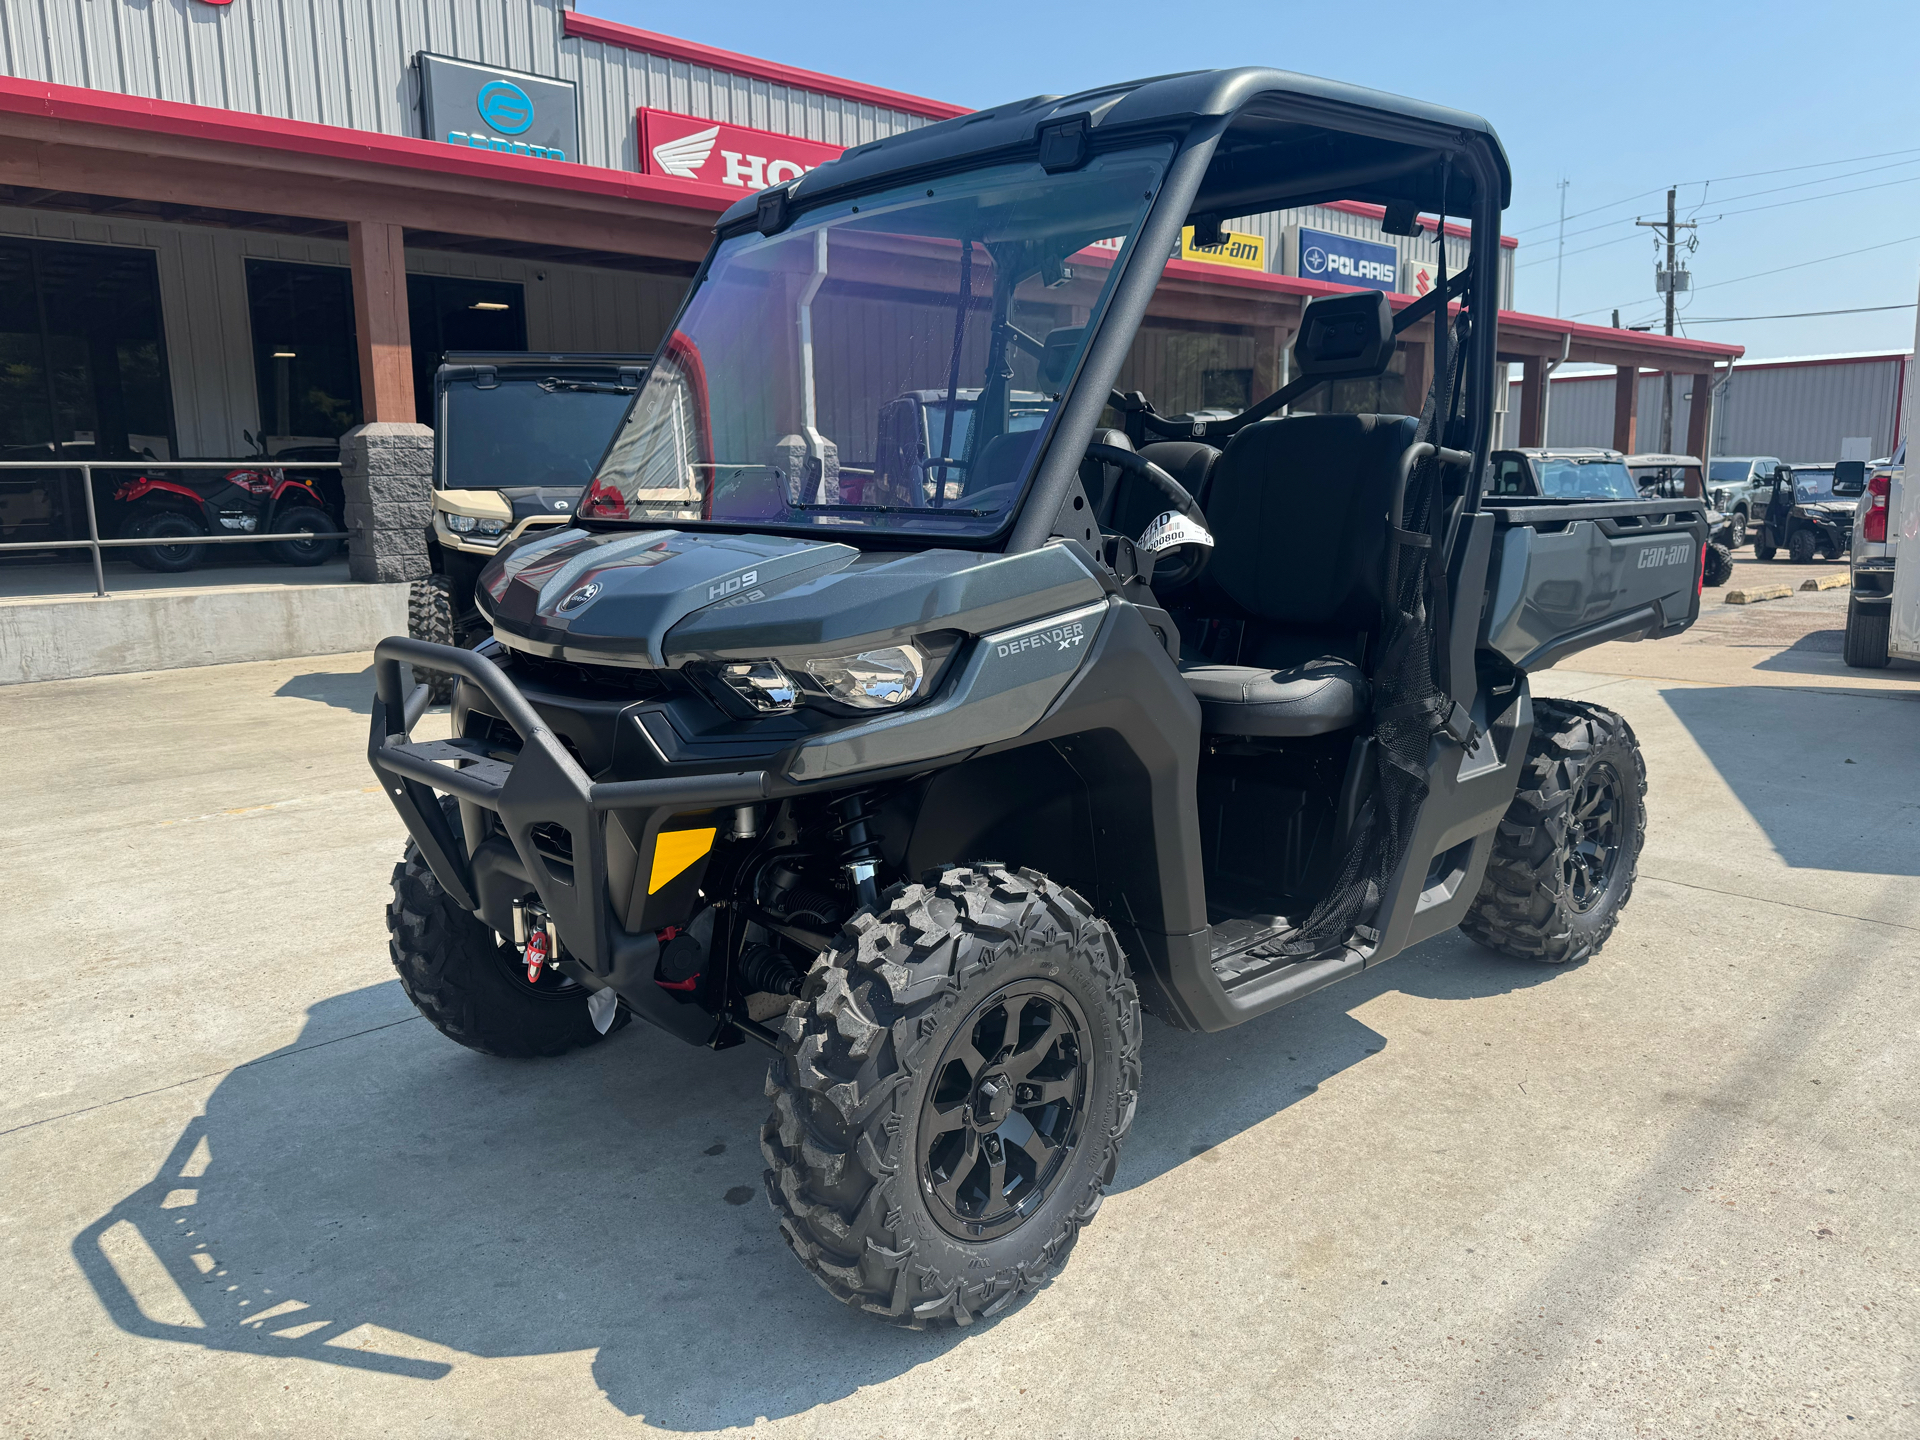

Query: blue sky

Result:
[585,0,1919,362]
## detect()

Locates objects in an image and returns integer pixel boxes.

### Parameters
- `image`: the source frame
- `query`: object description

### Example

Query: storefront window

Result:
[0,238,175,546]
[407,275,526,425]
[245,259,363,447]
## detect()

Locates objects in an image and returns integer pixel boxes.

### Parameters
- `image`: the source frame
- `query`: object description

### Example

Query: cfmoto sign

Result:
[418,53,579,164]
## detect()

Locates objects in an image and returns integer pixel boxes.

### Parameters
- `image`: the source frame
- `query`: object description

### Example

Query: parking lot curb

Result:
[1799,572,1850,592]
[1724,585,1795,604]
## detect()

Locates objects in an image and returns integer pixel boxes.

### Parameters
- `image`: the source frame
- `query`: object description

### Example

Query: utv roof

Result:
[1503,447,1626,461]
[1625,453,1702,467]
[717,67,1512,228]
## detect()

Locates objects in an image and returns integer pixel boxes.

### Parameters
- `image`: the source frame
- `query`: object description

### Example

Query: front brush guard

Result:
[369,637,767,1033]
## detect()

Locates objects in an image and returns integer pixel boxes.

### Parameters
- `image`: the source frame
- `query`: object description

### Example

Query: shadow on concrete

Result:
[1660,683,1920,875]
[274,666,375,715]
[72,935,1573,1428]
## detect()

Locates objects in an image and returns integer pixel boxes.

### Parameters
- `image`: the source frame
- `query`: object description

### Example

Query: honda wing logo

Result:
[652,124,719,179]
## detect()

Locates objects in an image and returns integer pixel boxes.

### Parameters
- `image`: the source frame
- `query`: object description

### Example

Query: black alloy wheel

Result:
[919,980,1089,1240]
[1562,764,1624,914]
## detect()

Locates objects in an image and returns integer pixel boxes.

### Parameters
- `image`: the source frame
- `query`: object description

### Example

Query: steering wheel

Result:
[1084,442,1214,591]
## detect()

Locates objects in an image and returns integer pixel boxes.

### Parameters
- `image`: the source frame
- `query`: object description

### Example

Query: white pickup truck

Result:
[1839,323,1917,668]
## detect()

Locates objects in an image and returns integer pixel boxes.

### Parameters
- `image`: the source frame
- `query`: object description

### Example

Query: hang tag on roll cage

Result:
[1138,510,1215,554]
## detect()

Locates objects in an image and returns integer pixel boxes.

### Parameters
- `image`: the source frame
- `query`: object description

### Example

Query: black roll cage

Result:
[599,70,1510,558]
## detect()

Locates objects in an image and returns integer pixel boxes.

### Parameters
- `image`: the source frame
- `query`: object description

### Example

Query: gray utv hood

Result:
[476,527,858,667]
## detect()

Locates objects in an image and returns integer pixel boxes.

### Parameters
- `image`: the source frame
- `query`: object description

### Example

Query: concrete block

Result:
[340,421,435,585]
[1725,585,1793,605]
[0,581,410,684]
[1799,572,1850,592]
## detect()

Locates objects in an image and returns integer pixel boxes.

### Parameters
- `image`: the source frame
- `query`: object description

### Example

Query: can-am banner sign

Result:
[1293,226,1400,292]
[639,107,844,191]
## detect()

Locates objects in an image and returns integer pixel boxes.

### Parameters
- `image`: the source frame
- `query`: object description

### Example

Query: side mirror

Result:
[1292,290,1395,381]
[1832,459,1866,496]
[1773,464,1795,483]
[1038,326,1084,389]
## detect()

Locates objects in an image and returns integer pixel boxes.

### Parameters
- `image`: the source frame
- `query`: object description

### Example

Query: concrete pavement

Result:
[2,595,1914,1437]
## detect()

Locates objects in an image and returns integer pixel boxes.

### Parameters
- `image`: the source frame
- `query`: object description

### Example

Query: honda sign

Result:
[639,107,844,191]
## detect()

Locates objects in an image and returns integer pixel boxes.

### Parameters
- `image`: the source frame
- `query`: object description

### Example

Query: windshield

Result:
[586,147,1171,537]
[1708,459,1755,483]
[1794,469,1841,501]
[443,375,640,489]
[1537,458,1640,500]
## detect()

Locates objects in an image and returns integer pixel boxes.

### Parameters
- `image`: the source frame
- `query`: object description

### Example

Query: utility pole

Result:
[1637,188,1696,451]
[1554,178,1571,317]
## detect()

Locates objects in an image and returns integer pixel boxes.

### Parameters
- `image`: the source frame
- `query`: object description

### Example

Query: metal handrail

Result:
[0,458,345,597]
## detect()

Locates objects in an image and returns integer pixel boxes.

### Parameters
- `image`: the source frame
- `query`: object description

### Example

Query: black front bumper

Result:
[368,636,768,1037]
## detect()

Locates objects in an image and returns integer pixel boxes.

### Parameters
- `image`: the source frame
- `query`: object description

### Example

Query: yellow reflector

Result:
[648,827,716,894]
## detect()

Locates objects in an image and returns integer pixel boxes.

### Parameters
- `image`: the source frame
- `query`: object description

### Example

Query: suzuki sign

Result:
[1291,226,1400,293]
[639,107,844,191]
[419,52,579,164]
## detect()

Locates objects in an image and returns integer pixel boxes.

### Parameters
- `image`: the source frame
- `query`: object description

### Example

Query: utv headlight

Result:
[803,644,926,709]
[717,659,799,712]
[445,512,479,533]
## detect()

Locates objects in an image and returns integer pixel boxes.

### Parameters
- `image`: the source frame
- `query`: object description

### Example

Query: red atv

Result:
[114,459,339,573]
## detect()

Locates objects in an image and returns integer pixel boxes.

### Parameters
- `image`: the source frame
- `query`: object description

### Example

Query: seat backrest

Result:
[1203,412,1417,637]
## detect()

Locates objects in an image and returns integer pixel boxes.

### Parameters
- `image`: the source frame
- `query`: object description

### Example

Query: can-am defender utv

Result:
[410,352,651,698]
[369,69,1707,1327]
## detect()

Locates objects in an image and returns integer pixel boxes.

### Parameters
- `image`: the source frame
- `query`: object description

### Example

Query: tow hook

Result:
[512,900,560,984]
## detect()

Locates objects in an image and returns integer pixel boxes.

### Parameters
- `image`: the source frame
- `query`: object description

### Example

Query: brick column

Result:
[1684,372,1714,487]
[1518,355,1547,446]
[339,422,434,584]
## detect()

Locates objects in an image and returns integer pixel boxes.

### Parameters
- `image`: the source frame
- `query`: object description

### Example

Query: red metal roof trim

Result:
[1323,199,1519,250]
[564,12,971,122]
[0,75,735,214]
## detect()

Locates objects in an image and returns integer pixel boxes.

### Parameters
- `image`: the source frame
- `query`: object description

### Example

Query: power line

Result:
[1570,235,1921,319]
[1516,174,1921,269]
[1663,304,1917,324]
[1515,159,1918,255]
[1506,147,1920,236]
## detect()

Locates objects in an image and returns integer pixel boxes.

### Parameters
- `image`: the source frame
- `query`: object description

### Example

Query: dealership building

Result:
[0,0,1745,586]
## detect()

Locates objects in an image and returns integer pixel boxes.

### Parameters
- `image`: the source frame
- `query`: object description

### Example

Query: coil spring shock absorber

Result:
[830,790,884,911]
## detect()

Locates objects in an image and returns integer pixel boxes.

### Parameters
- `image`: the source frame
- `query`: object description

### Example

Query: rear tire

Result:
[762,864,1140,1328]
[388,799,623,1058]
[1788,530,1817,563]
[1461,699,1647,966]
[1753,536,1777,561]
[1702,541,1734,587]
[407,575,459,705]
[125,511,205,573]
[266,504,336,566]
[1844,597,1891,669]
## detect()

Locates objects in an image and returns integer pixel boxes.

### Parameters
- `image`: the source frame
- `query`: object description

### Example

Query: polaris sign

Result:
[418,53,579,165]
[1292,226,1400,293]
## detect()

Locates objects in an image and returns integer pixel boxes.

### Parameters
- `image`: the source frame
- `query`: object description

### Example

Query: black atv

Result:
[368,69,1707,1327]
[410,352,649,698]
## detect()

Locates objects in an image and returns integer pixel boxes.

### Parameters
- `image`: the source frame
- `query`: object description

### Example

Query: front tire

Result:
[762,865,1141,1327]
[1702,541,1734,587]
[1728,511,1748,547]
[1844,597,1891,668]
[1461,699,1647,966]
[1788,529,1818,563]
[388,803,622,1058]
[407,575,459,704]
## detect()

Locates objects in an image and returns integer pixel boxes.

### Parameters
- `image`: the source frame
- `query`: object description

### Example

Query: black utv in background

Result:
[367,68,1707,1328]
[410,353,649,686]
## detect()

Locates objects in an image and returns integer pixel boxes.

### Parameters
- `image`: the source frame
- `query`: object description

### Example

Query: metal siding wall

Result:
[0,0,930,162]
[1712,359,1901,462]
[1504,358,1904,459]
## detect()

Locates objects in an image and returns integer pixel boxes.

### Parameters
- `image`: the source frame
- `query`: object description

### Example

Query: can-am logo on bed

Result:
[639,107,844,190]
